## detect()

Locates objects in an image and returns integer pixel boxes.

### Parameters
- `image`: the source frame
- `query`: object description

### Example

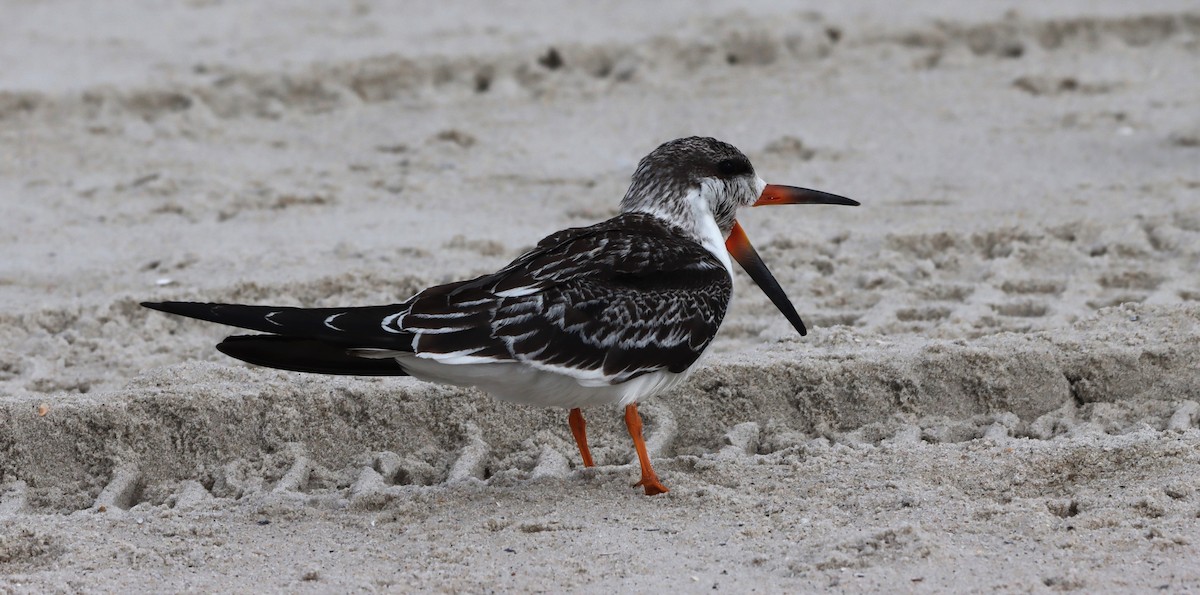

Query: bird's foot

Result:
[634,476,669,496]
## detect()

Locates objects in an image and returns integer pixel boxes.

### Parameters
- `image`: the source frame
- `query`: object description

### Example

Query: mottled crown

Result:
[620,137,762,237]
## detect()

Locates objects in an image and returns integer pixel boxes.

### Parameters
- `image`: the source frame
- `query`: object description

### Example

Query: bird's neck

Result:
[622,186,735,280]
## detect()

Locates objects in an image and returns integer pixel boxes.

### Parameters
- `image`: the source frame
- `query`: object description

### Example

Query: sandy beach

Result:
[2,1,1199,591]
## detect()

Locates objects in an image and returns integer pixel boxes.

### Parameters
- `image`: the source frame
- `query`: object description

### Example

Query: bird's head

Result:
[620,136,761,235]
[620,136,859,336]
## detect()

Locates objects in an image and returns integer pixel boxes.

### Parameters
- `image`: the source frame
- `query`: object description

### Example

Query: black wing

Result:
[144,213,732,381]
[399,213,733,382]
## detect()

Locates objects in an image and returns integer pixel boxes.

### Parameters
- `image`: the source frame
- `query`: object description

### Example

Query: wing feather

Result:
[145,212,732,380]
[405,212,732,383]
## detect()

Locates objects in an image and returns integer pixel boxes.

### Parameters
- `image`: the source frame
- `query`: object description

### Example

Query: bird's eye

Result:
[716,158,750,177]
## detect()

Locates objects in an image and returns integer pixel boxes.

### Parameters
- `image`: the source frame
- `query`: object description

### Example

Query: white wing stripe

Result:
[323,312,345,331]
[407,311,477,320]
[453,297,491,307]
[495,286,540,298]
[381,311,406,333]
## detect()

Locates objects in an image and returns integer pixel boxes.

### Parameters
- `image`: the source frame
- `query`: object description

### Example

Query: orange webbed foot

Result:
[634,477,670,496]
[624,403,669,496]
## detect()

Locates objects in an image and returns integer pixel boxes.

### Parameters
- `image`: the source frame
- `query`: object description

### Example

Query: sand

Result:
[2,1,1199,592]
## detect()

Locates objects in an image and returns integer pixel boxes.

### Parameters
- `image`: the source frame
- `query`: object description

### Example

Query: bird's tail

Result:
[142,301,417,376]
[216,335,409,375]
[141,301,415,348]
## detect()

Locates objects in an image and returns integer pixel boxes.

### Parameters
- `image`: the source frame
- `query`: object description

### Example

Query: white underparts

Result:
[395,354,691,409]
[347,348,693,408]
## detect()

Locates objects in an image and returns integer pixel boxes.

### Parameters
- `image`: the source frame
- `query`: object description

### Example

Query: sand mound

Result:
[2,1,1198,591]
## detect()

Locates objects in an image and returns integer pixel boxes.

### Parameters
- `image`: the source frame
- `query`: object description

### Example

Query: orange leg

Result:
[624,403,669,495]
[568,408,595,468]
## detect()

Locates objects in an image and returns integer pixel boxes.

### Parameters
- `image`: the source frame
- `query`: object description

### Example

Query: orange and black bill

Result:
[753,184,859,208]
[725,185,858,337]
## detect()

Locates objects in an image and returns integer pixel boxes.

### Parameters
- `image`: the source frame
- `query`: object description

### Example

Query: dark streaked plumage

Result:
[143,136,859,495]
[149,212,730,386]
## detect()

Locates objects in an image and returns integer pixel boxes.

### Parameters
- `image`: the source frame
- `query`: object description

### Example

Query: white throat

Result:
[683,181,735,280]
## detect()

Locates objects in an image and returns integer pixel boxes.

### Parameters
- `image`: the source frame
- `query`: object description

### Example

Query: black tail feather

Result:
[216,335,410,376]
[142,301,415,349]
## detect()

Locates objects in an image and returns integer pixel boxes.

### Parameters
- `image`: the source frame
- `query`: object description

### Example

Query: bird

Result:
[142,136,857,495]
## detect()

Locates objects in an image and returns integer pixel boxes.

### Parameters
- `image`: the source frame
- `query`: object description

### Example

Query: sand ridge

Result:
[2,1,1199,592]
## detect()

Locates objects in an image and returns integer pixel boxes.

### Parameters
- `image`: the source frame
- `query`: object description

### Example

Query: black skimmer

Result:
[143,137,857,495]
